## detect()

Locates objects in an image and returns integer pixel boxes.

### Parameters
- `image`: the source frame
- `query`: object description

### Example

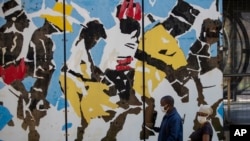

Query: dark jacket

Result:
[189,122,213,141]
[157,107,183,141]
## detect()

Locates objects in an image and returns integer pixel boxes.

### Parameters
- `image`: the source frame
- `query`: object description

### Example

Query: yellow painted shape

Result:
[40,2,73,32]
[40,15,73,32]
[80,62,91,79]
[53,2,73,16]
[81,82,118,123]
[138,25,187,70]
[60,73,118,123]
[59,74,82,117]
[133,62,165,98]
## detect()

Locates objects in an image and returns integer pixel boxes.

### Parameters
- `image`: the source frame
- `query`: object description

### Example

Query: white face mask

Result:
[197,116,207,124]
[161,105,169,113]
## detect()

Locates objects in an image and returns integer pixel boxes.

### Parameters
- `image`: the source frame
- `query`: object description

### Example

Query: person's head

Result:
[160,95,174,113]
[197,105,213,124]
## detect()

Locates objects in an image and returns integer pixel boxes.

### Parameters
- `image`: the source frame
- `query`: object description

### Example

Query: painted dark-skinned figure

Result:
[60,1,143,140]
[186,18,224,139]
[135,0,200,104]
[11,18,62,141]
[1,2,65,140]
[103,0,141,106]
[0,0,30,132]
[61,19,108,141]
[135,0,224,140]
[101,0,143,140]
[134,0,199,139]
[75,20,107,78]
[0,0,29,84]
[0,1,62,141]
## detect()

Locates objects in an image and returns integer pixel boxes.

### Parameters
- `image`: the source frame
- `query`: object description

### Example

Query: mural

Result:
[0,0,224,141]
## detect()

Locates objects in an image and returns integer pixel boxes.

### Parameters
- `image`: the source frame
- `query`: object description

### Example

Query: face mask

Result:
[197,116,207,124]
[161,105,169,113]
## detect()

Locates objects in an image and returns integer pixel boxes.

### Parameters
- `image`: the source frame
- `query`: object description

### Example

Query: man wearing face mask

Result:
[189,105,213,141]
[153,95,183,141]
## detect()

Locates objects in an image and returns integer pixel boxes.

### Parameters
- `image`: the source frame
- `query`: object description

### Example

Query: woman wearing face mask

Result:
[152,95,183,141]
[189,105,213,141]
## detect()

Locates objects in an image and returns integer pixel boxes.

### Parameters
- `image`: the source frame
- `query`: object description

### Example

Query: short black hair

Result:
[161,95,174,106]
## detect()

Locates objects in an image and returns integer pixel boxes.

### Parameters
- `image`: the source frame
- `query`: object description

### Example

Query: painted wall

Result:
[0,0,224,140]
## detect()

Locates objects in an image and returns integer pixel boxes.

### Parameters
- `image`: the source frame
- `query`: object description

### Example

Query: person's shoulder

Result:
[203,122,213,129]
[171,109,182,120]
[202,122,213,135]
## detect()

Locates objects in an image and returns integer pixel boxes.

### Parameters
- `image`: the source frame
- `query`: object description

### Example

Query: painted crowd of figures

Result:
[0,0,223,141]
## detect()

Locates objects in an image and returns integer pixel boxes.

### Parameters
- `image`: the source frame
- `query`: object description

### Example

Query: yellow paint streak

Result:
[138,25,187,70]
[133,62,165,98]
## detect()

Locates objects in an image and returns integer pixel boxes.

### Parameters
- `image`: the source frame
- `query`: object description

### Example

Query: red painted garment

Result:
[116,65,132,71]
[116,56,133,71]
[0,58,27,84]
[117,56,133,65]
[117,0,142,21]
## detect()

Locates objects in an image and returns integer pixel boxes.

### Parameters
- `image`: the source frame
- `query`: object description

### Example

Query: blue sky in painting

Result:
[186,0,215,9]
[62,122,72,131]
[22,76,36,91]
[45,34,65,107]
[21,0,43,13]
[0,105,13,130]
[178,29,218,58]
[0,17,5,27]
[0,81,4,89]
[45,23,80,108]
[178,29,197,58]
[72,0,120,29]
[90,39,106,67]
[144,0,177,18]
